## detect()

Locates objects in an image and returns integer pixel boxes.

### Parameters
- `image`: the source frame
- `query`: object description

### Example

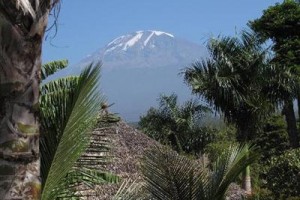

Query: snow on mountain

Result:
[76,30,207,71]
[105,30,175,53]
[122,31,143,50]
[103,30,175,53]
[50,30,208,121]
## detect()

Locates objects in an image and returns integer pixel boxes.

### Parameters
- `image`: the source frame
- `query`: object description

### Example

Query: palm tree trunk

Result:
[282,99,300,148]
[0,3,50,199]
[237,129,252,195]
[174,134,183,153]
[242,166,252,195]
[297,94,300,122]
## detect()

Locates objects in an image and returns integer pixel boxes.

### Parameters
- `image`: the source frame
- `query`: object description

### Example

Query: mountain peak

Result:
[105,30,175,53]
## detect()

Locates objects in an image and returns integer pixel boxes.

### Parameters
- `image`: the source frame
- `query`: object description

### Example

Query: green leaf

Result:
[55,168,120,199]
[141,144,259,200]
[42,60,68,80]
[40,63,104,200]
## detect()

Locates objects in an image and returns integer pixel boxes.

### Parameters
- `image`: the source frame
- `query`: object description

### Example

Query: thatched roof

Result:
[75,119,159,199]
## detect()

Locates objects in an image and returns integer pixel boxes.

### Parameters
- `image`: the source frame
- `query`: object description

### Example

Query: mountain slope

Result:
[79,30,207,70]
[50,30,208,121]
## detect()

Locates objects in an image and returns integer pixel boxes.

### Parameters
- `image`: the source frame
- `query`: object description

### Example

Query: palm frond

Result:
[55,168,120,199]
[206,144,258,200]
[141,144,258,200]
[41,60,68,81]
[40,63,104,200]
[141,146,201,200]
[184,30,272,129]
[40,76,80,183]
[113,179,145,200]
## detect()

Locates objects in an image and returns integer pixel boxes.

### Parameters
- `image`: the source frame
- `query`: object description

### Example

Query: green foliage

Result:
[41,60,68,81]
[139,94,214,154]
[213,124,237,142]
[247,188,276,200]
[266,148,300,198]
[40,62,112,200]
[253,115,290,161]
[250,0,300,149]
[246,116,291,196]
[250,0,300,68]
[55,168,120,199]
[205,141,237,165]
[140,144,258,200]
[183,30,272,141]
[204,125,238,165]
[286,197,300,200]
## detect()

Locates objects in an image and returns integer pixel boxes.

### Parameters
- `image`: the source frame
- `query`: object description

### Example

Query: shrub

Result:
[204,125,237,164]
[248,115,290,195]
[247,188,275,200]
[204,141,237,164]
[266,148,300,198]
[252,115,289,161]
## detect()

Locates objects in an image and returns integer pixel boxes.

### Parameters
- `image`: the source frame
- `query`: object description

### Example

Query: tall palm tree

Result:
[0,1,59,199]
[183,31,271,194]
[249,0,300,148]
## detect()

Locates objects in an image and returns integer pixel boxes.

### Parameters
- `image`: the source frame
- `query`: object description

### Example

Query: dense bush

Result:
[204,125,237,164]
[248,115,291,196]
[266,148,300,198]
[204,141,236,165]
[252,115,289,161]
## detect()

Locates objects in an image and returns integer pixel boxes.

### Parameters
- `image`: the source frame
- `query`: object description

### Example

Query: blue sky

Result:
[42,0,280,66]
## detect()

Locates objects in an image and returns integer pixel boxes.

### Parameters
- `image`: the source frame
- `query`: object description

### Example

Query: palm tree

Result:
[183,31,271,194]
[139,94,211,154]
[140,144,258,200]
[0,1,59,199]
[249,0,300,148]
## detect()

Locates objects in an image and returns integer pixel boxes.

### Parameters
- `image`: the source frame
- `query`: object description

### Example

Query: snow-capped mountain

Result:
[51,30,208,122]
[105,30,174,52]
[78,30,207,70]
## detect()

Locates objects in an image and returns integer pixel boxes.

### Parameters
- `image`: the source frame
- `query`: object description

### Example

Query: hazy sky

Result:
[42,0,280,66]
